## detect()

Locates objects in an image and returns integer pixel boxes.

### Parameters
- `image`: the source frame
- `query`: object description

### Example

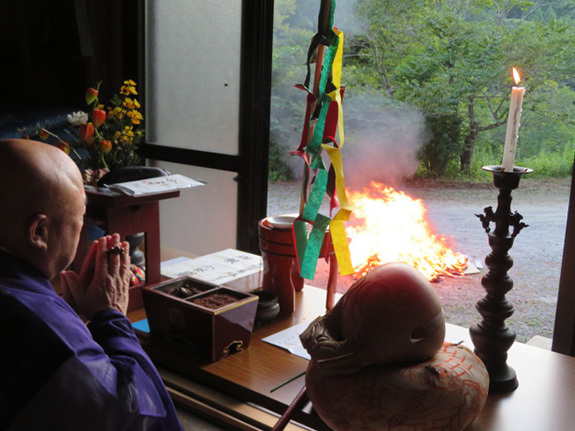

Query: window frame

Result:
[133,1,575,352]
[136,0,273,254]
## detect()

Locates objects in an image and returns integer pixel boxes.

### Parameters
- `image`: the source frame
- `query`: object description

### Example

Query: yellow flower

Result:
[43,79,143,175]
[120,80,138,96]
[107,106,122,119]
[127,110,144,125]
[123,98,138,110]
[118,126,136,145]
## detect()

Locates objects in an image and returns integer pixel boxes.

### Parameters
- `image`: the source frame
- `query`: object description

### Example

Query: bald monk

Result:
[0,139,182,430]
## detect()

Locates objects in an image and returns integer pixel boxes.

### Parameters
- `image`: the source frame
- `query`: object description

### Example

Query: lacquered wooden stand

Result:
[74,187,180,311]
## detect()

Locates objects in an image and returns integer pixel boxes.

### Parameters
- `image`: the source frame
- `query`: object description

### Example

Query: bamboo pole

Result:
[300,0,332,215]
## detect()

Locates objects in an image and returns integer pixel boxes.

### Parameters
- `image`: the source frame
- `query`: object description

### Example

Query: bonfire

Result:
[346,181,468,281]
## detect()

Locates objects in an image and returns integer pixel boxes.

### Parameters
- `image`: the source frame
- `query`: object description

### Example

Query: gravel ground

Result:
[267,177,572,343]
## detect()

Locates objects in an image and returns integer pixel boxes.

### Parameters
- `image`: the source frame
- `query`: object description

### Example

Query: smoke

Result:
[341,91,428,190]
[334,0,366,35]
[334,0,428,188]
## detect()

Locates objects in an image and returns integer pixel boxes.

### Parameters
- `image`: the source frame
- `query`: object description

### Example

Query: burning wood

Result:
[346,181,468,281]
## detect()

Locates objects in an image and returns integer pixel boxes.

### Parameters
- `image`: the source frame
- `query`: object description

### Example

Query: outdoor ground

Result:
[267,176,572,343]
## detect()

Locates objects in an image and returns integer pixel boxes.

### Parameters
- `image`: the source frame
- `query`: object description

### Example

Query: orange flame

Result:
[512,67,521,85]
[346,181,468,281]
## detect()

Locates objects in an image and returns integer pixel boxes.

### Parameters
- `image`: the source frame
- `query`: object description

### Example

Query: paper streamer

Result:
[292,0,354,279]
[322,143,353,274]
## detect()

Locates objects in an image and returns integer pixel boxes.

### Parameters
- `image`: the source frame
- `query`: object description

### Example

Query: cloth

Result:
[0,250,182,431]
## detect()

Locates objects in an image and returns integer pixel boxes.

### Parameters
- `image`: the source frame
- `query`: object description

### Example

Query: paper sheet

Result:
[261,321,471,362]
[160,249,263,292]
[261,321,313,360]
[108,174,205,196]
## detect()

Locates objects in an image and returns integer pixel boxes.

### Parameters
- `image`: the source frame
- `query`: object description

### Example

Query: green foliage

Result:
[270,0,575,181]
[268,138,294,182]
[419,114,463,178]
[521,143,575,177]
[270,0,315,181]
[346,0,575,178]
[468,144,500,180]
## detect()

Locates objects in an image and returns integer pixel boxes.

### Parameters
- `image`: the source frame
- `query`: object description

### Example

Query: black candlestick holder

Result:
[470,165,532,393]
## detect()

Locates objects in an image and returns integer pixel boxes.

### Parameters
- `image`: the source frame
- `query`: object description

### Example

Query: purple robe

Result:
[0,250,182,430]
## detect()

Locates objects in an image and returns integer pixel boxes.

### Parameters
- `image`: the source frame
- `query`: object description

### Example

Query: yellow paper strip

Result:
[322,144,352,212]
[329,217,353,275]
[328,30,345,148]
[322,143,353,274]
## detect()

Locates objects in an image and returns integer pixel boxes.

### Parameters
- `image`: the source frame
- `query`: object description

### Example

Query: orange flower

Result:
[85,87,99,105]
[91,109,106,127]
[56,141,70,155]
[79,123,95,141]
[38,129,50,140]
[36,80,142,175]
[101,140,112,154]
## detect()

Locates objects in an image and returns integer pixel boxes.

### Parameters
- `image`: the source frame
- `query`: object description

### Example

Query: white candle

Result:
[502,68,525,172]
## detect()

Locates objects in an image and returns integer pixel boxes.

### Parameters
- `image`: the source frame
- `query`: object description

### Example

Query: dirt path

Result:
[267,177,572,343]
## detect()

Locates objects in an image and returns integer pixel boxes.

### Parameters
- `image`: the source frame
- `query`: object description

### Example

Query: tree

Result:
[346,0,575,175]
[268,0,316,180]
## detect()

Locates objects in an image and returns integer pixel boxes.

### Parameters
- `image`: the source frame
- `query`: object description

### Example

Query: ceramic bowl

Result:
[253,290,280,324]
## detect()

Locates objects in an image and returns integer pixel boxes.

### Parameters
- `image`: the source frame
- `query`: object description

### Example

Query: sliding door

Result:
[143,0,272,255]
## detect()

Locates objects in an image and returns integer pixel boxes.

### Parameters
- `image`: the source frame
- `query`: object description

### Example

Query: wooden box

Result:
[142,277,258,362]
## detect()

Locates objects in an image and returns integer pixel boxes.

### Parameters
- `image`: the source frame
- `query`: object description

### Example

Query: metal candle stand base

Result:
[470,165,532,394]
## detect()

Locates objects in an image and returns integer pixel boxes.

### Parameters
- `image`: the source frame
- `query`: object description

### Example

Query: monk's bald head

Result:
[0,139,84,254]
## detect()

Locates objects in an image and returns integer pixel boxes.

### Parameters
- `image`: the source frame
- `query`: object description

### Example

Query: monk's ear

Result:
[28,214,49,251]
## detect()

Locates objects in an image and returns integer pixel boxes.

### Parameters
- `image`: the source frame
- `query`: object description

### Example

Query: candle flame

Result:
[512,67,521,85]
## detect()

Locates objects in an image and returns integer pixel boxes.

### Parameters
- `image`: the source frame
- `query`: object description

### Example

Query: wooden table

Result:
[130,284,575,431]
[75,188,180,311]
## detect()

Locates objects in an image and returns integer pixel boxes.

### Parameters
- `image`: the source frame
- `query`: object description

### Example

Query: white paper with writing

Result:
[108,174,205,196]
[160,249,263,292]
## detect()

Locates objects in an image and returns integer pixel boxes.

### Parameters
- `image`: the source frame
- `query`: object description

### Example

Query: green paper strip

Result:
[309,152,326,170]
[328,0,336,33]
[302,169,328,221]
[300,214,331,279]
[293,219,308,273]
[307,33,340,154]
[318,32,339,96]
[318,0,336,35]
[294,0,346,281]
[307,95,331,154]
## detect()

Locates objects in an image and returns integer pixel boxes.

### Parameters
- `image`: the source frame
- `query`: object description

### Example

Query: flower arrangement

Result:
[38,80,144,184]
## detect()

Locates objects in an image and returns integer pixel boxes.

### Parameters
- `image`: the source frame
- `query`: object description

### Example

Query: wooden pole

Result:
[325,247,338,310]
[312,0,332,97]
[270,386,308,431]
[299,0,332,214]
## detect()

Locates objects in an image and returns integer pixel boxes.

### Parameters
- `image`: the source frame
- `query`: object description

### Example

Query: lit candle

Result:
[501,67,525,172]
